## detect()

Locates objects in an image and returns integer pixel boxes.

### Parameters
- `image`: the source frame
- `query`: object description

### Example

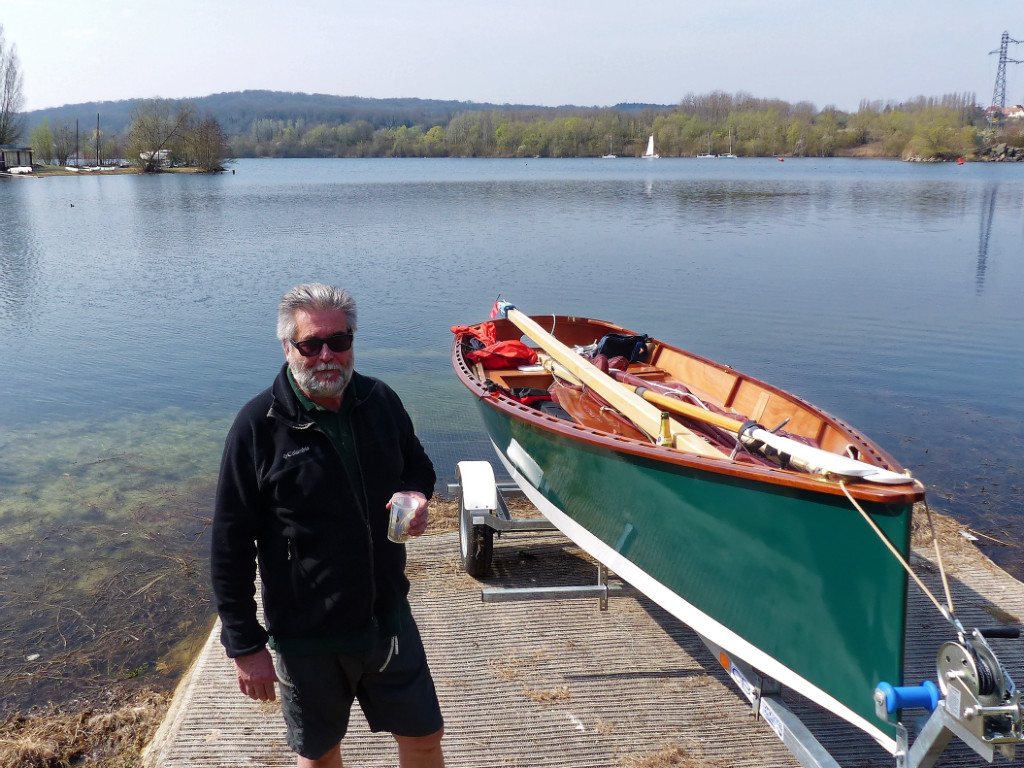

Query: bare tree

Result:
[126,98,195,171]
[0,24,26,145]
[186,115,231,172]
[53,120,76,165]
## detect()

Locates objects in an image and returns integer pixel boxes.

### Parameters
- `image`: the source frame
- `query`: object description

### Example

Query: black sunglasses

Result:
[289,331,354,357]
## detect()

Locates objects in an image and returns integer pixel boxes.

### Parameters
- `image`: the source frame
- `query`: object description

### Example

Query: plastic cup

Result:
[388,494,418,543]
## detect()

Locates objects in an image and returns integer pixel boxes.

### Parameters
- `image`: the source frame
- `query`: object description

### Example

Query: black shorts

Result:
[274,617,444,760]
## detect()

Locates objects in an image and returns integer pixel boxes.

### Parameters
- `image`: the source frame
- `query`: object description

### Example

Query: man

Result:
[211,283,445,768]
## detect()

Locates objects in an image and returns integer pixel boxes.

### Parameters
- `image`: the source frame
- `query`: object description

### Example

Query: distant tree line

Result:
[17,87,1022,166]
[226,91,995,161]
[27,99,231,172]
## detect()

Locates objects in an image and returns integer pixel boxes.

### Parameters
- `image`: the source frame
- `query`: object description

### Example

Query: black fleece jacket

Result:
[211,365,436,658]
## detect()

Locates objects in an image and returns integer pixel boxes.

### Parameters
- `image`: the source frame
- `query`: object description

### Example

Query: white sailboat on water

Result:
[642,134,659,159]
[720,129,737,159]
[696,133,716,158]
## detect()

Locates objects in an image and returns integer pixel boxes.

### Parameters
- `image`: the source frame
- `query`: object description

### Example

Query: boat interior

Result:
[462,315,895,472]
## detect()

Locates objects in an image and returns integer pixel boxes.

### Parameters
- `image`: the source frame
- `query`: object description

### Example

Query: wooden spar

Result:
[493,301,913,484]
[621,379,914,484]
[621,381,752,434]
[500,307,725,458]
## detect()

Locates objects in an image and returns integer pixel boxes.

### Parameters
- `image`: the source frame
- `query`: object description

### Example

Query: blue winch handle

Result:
[876,681,940,714]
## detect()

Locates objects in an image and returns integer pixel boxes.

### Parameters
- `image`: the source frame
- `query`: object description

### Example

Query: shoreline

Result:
[6,152,1016,180]
[1,165,223,178]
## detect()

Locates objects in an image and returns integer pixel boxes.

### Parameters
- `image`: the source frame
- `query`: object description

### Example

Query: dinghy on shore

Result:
[451,302,1024,766]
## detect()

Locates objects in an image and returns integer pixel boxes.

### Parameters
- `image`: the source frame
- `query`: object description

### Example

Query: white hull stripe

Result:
[491,440,898,755]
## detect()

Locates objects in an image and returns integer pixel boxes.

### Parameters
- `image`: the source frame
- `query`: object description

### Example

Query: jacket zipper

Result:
[301,404,378,626]
[273,377,382,629]
[349,397,378,618]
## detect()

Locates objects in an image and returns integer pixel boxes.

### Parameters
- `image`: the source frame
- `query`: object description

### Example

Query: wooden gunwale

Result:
[452,315,926,506]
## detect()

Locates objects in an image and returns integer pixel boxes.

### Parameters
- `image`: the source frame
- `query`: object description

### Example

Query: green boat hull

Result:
[478,400,910,749]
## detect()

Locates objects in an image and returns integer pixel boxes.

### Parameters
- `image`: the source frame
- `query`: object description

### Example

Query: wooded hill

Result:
[24,89,1000,161]
[24,90,659,144]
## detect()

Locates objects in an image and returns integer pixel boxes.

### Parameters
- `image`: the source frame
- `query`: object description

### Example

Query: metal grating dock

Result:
[144,525,1024,767]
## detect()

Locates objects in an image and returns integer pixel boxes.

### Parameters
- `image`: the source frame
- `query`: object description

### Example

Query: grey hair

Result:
[276,283,358,341]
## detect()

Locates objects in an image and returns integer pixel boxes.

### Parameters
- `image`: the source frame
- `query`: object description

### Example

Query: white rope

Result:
[840,481,955,626]
[923,497,956,617]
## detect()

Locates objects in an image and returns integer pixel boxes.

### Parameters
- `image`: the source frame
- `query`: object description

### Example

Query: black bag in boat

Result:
[484,381,553,406]
[507,387,552,406]
[594,333,650,364]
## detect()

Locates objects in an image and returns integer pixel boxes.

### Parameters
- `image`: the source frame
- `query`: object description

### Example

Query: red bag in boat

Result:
[465,340,538,369]
[451,322,497,347]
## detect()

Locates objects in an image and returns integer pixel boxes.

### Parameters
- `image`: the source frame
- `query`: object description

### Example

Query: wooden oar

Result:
[620,379,914,485]
[493,301,913,485]
[494,304,725,458]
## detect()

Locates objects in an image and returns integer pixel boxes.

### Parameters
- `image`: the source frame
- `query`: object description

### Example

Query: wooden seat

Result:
[484,369,554,390]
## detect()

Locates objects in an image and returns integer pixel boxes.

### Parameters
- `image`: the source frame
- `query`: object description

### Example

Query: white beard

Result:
[289,356,354,399]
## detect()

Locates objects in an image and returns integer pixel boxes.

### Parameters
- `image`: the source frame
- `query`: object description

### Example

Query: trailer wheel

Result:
[459,494,493,577]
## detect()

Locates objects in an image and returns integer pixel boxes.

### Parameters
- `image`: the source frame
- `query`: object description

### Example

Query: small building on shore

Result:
[139,149,170,168]
[0,145,34,171]
[986,105,1024,124]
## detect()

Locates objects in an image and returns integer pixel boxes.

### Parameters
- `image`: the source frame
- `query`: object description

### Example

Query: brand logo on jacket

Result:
[283,446,310,460]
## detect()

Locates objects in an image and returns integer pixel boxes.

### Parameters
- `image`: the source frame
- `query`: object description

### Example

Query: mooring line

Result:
[840,481,956,626]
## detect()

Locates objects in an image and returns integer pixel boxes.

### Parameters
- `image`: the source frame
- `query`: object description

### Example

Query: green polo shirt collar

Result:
[287,367,326,412]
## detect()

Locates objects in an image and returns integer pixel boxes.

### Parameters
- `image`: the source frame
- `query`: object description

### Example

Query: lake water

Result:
[1,158,1022,710]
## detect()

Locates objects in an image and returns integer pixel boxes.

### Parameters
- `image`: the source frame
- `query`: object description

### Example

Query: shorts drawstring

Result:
[378,634,399,672]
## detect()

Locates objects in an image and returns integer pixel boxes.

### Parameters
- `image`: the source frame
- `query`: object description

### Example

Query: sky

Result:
[1,0,1020,113]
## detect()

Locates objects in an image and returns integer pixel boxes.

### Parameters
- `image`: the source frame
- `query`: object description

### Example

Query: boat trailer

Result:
[451,459,1024,768]
[452,459,631,609]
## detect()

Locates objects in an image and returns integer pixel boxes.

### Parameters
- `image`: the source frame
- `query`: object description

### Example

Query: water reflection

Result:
[0,183,40,326]
[977,185,997,293]
[665,178,977,227]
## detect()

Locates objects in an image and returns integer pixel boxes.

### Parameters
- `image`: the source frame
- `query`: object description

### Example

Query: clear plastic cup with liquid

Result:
[388,493,418,543]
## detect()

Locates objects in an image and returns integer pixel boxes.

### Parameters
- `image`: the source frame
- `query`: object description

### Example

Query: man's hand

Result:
[397,491,430,537]
[233,648,279,701]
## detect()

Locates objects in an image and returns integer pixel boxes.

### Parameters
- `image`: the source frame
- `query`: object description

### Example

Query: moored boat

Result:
[697,133,716,158]
[452,306,929,752]
[452,303,1024,765]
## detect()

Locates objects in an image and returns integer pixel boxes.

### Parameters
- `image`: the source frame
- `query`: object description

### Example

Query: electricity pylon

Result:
[990,30,1023,121]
